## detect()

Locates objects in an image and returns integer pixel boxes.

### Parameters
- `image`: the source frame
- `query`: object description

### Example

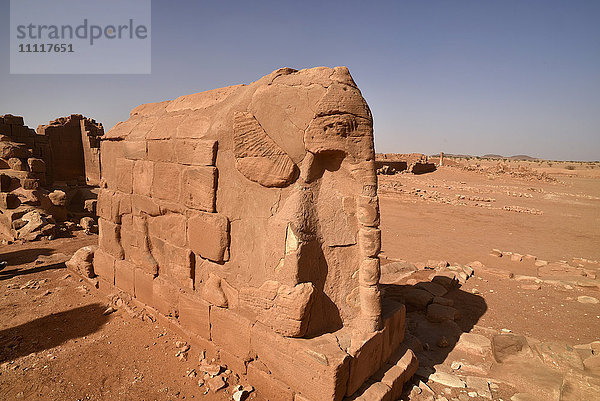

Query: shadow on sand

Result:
[0,248,54,266]
[0,303,110,362]
[382,277,488,399]
[0,262,66,281]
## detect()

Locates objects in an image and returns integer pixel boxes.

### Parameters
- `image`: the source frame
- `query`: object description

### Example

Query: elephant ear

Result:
[233,111,299,187]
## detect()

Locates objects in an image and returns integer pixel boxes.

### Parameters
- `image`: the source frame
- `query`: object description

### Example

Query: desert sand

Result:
[1,156,599,400]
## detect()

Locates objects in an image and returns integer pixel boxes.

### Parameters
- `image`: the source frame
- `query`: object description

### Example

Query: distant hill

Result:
[480,154,538,161]
[509,155,538,161]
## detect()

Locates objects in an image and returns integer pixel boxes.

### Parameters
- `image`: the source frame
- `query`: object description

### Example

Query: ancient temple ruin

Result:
[88,67,417,401]
[0,114,102,241]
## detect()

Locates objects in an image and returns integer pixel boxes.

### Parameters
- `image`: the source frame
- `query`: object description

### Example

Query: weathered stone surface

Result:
[492,334,531,362]
[427,303,459,322]
[429,372,466,388]
[455,333,492,357]
[48,190,67,206]
[65,245,97,278]
[233,111,298,188]
[175,139,217,166]
[202,273,228,307]
[240,281,315,337]
[93,67,390,401]
[181,166,217,211]
[178,292,211,340]
[187,212,229,262]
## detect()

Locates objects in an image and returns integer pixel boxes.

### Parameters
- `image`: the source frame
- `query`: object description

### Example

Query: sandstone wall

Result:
[37,114,103,185]
[90,67,413,401]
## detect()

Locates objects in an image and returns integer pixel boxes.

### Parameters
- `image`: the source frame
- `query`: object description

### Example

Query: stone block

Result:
[153,276,179,317]
[247,362,294,401]
[353,382,391,401]
[250,323,350,401]
[135,268,154,306]
[122,140,146,160]
[427,303,459,322]
[347,331,384,396]
[178,292,210,340]
[187,212,229,262]
[116,158,134,194]
[210,307,253,360]
[181,166,217,211]
[382,303,406,363]
[219,348,248,375]
[98,218,124,259]
[374,365,405,401]
[147,213,186,247]
[0,193,20,209]
[148,236,193,289]
[148,140,174,162]
[132,194,160,216]
[175,139,217,166]
[93,248,116,285]
[115,259,135,294]
[133,160,153,196]
[152,162,181,202]
[393,347,418,382]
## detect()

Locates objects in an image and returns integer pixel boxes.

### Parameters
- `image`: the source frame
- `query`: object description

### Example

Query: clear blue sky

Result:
[1,0,599,161]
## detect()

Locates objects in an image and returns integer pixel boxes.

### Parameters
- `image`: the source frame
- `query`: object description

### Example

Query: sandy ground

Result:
[1,158,599,400]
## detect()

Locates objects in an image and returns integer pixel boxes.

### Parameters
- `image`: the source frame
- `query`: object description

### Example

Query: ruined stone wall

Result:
[376,153,437,175]
[91,67,414,401]
[0,114,101,241]
[80,118,103,186]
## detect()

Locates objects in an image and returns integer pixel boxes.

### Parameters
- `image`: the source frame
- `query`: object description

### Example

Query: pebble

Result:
[577,296,599,304]
[207,375,227,392]
[451,361,462,370]
[103,307,116,315]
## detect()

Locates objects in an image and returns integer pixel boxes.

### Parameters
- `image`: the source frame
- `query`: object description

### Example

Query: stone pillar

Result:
[439,151,444,167]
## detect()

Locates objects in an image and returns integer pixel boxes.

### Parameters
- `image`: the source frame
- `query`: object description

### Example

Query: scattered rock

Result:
[437,336,449,348]
[403,288,434,309]
[577,296,599,304]
[468,261,485,269]
[510,253,523,262]
[416,281,448,297]
[427,303,459,322]
[455,333,492,357]
[433,296,454,306]
[207,375,227,392]
[490,249,502,257]
[48,190,67,206]
[199,363,223,377]
[520,284,541,290]
[103,307,116,315]
[465,376,492,399]
[232,385,254,401]
[534,260,548,267]
[429,372,466,388]
[583,355,600,374]
[492,334,531,363]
